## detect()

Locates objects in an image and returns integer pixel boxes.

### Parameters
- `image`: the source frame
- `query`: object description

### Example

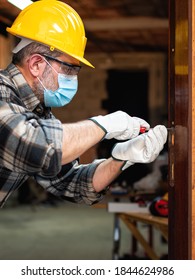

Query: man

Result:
[0,0,167,208]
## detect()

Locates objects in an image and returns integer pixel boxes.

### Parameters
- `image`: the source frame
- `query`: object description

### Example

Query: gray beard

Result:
[32,65,56,104]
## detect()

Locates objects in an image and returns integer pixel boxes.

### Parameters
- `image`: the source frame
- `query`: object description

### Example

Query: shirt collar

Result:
[6,63,41,111]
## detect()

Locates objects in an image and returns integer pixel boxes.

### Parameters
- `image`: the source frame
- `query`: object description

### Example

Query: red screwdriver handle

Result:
[140,127,146,133]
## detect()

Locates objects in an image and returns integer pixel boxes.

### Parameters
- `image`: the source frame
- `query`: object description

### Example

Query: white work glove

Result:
[111,125,168,170]
[90,110,150,140]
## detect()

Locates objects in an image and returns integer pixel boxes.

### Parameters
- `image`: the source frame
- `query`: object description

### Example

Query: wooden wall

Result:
[0,34,13,68]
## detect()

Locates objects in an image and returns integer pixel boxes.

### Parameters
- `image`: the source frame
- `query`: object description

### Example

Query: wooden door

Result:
[169,0,195,259]
[190,0,195,260]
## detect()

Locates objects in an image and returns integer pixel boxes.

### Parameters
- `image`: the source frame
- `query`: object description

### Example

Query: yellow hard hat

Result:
[6,0,94,68]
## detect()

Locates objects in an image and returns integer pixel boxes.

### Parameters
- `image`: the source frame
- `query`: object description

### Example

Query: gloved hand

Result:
[111,125,167,170]
[90,110,150,140]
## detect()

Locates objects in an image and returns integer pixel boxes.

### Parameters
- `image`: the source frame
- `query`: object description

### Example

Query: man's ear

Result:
[28,54,46,77]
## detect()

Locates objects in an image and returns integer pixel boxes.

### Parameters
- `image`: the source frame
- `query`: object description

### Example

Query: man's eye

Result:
[62,66,72,75]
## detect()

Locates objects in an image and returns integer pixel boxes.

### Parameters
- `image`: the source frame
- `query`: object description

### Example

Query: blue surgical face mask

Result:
[45,74,78,107]
[38,60,78,107]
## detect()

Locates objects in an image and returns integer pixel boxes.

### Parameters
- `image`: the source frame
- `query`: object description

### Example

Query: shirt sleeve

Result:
[35,159,108,205]
[0,101,63,176]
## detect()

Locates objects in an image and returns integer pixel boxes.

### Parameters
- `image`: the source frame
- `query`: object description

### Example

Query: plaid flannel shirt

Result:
[0,63,105,207]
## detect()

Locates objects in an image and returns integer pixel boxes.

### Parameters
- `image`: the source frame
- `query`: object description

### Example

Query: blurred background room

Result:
[0,0,168,260]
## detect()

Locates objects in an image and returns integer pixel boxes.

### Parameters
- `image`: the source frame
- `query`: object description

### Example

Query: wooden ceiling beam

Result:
[84,17,168,31]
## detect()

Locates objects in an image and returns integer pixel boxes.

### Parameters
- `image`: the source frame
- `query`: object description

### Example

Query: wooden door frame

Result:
[190,0,195,260]
[168,0,195,259]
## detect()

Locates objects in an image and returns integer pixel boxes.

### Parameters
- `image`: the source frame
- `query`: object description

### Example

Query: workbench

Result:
[108,203,168,260]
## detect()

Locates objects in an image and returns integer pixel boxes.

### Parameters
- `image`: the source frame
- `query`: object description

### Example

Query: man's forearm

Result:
[61,120,105,165]
[92,158,123,192]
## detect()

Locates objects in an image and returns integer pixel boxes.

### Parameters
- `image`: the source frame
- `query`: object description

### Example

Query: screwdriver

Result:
[140,127,173,133]
[140,127,147,133]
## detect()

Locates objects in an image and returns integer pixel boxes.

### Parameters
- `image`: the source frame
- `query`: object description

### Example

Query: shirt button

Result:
[36,107,43,114]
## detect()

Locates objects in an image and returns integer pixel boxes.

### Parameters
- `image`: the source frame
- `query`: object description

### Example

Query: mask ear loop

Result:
[43,56,73,78]
[43,57,59,75]
[37,76,47,91]
[37,56,59,90]
[43,55,76,79]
